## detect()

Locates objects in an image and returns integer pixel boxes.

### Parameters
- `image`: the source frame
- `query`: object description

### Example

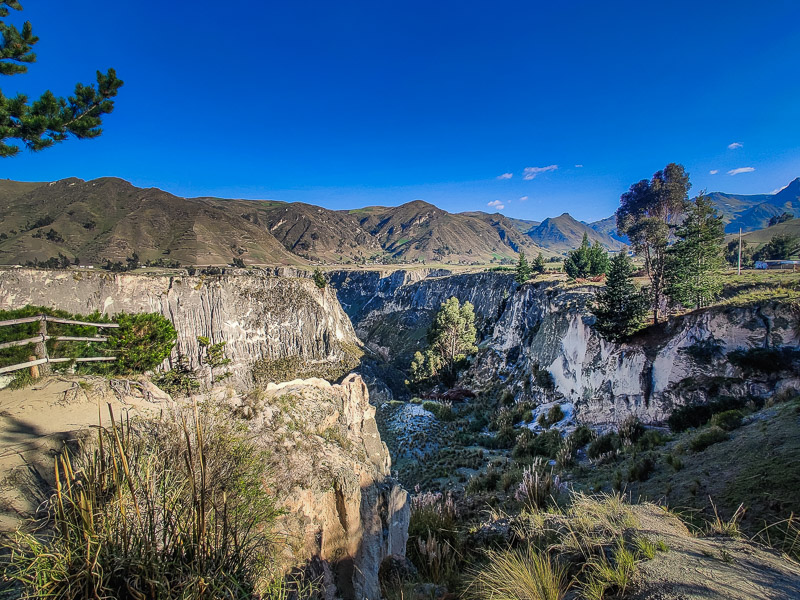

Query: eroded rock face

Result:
[469,282,800,425]
[246,374,409,600]
[0,269,360,389]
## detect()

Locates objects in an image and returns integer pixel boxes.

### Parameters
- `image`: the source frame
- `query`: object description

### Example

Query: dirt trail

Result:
[0,376,171,532]
[631,505,800,599]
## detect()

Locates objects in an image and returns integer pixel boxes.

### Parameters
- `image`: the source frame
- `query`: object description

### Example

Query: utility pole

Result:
[738,228,742,275]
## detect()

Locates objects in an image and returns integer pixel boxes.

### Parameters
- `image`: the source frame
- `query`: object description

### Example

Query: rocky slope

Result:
[0,268,361,389]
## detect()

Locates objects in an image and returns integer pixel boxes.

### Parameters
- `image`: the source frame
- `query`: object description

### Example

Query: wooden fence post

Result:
[34,316,49,377]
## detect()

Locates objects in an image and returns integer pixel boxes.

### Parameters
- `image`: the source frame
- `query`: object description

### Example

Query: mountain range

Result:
[0,176,796,267]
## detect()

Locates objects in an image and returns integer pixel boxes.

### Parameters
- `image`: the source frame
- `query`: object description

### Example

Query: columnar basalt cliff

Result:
[0,269,361,389]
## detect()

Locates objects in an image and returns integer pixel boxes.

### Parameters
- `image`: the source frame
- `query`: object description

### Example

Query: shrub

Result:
[2,403,285,598]
[107,312,177,374]
[422,400,455,421]
[668,396,752,432]
[728,347,800,374]
[538,404,565,428]
[587,432,620,459]
[617,415,644,446]
[568,425,595,449]
[710,409,744,431]
[689,426,729,452]
[152,354,200,397]
[635,429,668,451]
[513,429,563,460]
[627,455,655,482]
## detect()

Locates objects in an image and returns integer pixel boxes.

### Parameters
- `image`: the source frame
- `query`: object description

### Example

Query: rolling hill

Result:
[0,178,551,267]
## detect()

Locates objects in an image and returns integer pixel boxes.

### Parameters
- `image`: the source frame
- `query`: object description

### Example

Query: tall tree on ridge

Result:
[616,163,690,324]
[666,194,725,309]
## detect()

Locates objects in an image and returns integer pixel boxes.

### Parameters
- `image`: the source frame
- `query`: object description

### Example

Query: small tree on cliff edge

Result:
[564,233,608,279]
[515,251,532,283]
[409,297,477,387]
[0,1,123,156]
[532,252,546,275]
[590,252,649,342]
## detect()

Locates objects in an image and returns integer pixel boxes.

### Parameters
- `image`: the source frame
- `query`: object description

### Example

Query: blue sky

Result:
[2,0,799,222]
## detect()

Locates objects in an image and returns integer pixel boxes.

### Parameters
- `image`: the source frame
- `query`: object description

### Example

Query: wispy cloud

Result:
[574,164,583,168]
[709,169,719,175]
[487,200,505,210]
[523,165,558,180]
[727,167,755,175]
[518,195,529,202]
[728,142,743,150]
[496,172,513,180]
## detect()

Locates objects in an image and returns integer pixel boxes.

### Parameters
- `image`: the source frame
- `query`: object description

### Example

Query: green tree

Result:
[198,336,232,383]
[0,1,122,156]
[312,268,327,288]
[532,252,546,275]
[616,163,690,323]
[753,233,800,261]
[725,239,754,268]
[590,252,649,342]
[665,195,725,308]
[564,233,608,279]
[515,251,532,283]
[410,297,477,386]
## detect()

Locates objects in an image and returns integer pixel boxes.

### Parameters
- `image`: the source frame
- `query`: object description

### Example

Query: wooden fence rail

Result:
[0,314,117,376]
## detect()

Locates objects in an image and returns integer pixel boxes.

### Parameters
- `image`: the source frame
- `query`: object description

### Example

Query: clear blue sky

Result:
[2,0,799,222]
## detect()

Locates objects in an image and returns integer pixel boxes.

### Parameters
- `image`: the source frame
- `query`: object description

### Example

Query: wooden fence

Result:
[0,314,119,376]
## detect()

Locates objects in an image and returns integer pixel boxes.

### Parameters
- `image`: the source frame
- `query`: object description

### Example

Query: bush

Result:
[538,404,565,428]
[513,429,563,460]
[568,425,595,449]
[618,416,644,446]
[635,429,668,451]
[668,397,752,432]
[689,426,729,452]
[628,455,656,482]
[587,433,620,459]
[2,403,285,598]
[728,347,800,374]
[107,312,177,374]
[710,409,744,431]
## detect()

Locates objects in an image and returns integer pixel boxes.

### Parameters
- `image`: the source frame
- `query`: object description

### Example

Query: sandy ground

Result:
[630,504,800,599]
[0,376,171,532]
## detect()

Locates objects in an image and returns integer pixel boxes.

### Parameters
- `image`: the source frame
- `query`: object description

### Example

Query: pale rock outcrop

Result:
[248,374,409,600]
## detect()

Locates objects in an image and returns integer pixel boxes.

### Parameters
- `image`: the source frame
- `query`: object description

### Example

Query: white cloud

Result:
[709,169,719,175]
[574,164,583,168]
[728,142,743,150]
[727,167,755,175]
[487,200,505,210]
[523,165,558,180]
[496,172,513,180]
[518,195,529,202]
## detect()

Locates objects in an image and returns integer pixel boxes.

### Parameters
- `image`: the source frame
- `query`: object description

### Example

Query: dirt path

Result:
[631,505,800,599]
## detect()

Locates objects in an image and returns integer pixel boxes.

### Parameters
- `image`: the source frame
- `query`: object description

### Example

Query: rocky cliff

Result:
[472,283,800,425]
[329,269,799,426]
[241,374,409,599]
[330,268,514,368]
[0,268,361,389]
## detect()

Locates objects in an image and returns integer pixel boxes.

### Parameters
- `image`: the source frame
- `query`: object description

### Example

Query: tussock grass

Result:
[2,402,292,599]
[469,546,567,600]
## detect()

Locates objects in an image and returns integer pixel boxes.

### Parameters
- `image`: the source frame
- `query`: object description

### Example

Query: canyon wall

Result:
[0,268,361,389]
